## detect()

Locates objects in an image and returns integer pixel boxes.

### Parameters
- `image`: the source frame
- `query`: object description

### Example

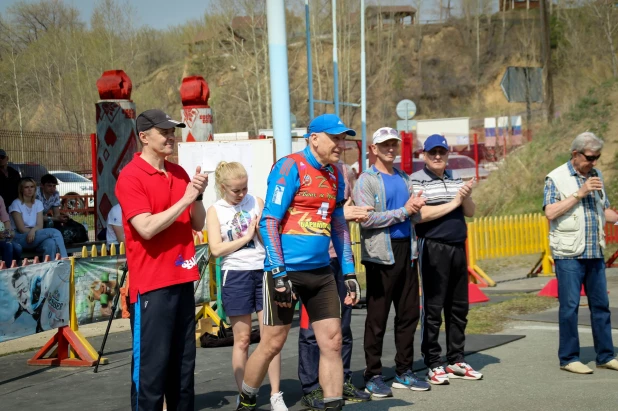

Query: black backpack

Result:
[54,219,89,245]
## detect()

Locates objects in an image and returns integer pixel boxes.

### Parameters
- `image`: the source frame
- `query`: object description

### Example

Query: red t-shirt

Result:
[116,154,199,303]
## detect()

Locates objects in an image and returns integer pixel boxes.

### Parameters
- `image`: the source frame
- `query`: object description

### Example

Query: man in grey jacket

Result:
[352,127,428,397]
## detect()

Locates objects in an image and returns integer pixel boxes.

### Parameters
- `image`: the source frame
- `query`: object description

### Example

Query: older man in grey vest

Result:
[544,131,618,374]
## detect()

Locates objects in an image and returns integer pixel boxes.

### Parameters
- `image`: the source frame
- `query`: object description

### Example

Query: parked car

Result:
[398,155,490,180]
[49,170,95,209]
[444,154,490,180]
[393,157,424,174]
[8,162,49,183]
[363,154,490,180]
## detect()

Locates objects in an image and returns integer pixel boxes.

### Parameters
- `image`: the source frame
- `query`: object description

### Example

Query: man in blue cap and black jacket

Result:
[411,134,482,385]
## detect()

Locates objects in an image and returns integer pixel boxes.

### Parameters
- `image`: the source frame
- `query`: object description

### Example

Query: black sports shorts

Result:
[262,266,341,326]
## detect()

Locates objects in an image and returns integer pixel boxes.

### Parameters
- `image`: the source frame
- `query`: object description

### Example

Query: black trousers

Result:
[130,282,196,411]
[363,238,420,378]
[418,238,469,369]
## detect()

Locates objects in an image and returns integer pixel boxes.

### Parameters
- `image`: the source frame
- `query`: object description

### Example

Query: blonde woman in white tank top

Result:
[206,162,287,411]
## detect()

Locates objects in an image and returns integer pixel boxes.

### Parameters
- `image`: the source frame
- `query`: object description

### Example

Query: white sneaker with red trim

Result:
[426,366,450,385]
[445,362,483,380]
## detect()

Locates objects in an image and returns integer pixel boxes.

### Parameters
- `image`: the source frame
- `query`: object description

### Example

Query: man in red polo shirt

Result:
[116,109,208,411]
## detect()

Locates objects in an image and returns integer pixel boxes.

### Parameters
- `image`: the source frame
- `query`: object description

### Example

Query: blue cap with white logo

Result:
[304,114,356,138]
[423,134,449,151]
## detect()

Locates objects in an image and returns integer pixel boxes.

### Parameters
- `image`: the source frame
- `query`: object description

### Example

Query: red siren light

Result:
[180,76,210,107]
[96,70,132,100]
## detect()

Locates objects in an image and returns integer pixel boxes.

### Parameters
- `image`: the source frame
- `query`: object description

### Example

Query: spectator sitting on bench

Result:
[9,177,68,259]
[0,149,20,214]
[106,203,125,245]
[36,174,69,225]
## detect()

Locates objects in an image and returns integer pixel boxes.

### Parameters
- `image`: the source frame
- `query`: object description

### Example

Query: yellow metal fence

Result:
[350,213,553,279]
[468,213,550,265]
[349,222,365,275]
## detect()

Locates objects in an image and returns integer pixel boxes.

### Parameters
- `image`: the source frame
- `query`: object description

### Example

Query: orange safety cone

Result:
[300,304,310,330]
[468,283,490,304]
[538,278,609,298]
[538,278,559,298]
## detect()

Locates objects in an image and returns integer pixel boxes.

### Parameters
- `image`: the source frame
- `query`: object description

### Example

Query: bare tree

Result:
[588,0,618,79]
[540,0,554,123]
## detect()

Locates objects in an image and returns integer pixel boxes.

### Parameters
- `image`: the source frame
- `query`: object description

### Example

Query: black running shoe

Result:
[236,392,256,410]
[343,379,372,402]
[300,387,324,410]
[324,399,345,411]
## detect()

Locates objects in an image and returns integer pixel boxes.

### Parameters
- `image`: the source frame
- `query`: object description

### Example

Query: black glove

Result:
[273,273,294,305]
[344,274,361,301]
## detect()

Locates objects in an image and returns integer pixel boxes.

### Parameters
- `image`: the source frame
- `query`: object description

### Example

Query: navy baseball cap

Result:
[423,134,449,151]
[304,114,356,138]
[136,109,186,133]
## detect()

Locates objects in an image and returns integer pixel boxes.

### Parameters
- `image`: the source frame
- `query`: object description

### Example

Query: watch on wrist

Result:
[572,192,580,200]
[195,194,203,201]
[269,266,286,276]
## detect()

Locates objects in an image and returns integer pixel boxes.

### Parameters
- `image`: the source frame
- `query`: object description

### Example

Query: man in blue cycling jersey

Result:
[236,114,361,411]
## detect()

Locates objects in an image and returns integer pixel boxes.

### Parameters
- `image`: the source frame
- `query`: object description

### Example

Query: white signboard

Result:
[178,139,275,212]
[416,117,470,149]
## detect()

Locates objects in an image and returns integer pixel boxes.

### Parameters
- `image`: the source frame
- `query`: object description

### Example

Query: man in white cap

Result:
[353,127,429,397]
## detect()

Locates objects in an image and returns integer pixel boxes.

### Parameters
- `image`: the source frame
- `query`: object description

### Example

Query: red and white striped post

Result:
[95,70,138,238]
[180,76,213,142]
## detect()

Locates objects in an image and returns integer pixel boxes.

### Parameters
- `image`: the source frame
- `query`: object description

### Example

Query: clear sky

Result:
[0,0,500,29]
[0,0,214,29]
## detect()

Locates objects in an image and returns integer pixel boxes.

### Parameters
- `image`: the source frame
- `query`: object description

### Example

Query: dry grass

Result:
[477,254,541,275]
[467,293,558,335]
[474,81,618,217]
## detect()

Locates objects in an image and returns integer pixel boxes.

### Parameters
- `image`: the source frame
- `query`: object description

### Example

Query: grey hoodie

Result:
[352,167,420,265]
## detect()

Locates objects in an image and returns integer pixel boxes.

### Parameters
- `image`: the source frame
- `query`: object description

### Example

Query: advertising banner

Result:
[74,245,210,325]
[74,256,126,326]
[0,261,71,342]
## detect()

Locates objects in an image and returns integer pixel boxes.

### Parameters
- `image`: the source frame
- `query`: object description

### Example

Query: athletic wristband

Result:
[336,199,346,208]
[195,194,203,201]
[401,206,409,217]
[268,266,287,278]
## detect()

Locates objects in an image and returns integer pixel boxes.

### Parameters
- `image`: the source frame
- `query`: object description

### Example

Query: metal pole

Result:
[94,264,128,373]
[360,0,367,171]
[90,133,98,238]
[474,133,479,181]
[267,0,292,159]
[332,0,339,116]
[305,0,314,120]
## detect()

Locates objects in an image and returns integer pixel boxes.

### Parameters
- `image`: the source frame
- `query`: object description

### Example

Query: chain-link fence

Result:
[0,129,92,177]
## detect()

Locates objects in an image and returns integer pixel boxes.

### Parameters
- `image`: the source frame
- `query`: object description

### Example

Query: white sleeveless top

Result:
[212,194,265,270]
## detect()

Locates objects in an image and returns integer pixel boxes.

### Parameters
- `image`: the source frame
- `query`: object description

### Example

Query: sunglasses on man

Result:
[579,152,601,162]
[427,148,449,157]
